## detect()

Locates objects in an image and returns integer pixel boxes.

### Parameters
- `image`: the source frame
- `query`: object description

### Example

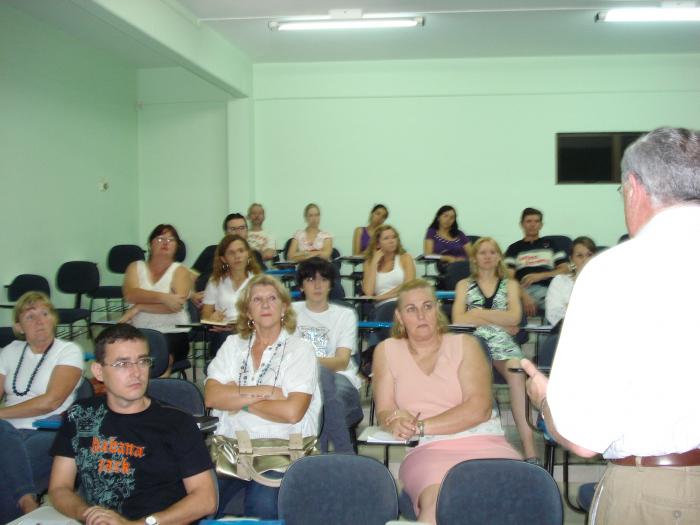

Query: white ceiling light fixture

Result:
[269,9,424,31]
[596,2,700,22]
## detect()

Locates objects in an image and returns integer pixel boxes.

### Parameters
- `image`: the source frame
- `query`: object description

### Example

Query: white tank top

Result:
[131,261,190,333]
[375,255,404,298]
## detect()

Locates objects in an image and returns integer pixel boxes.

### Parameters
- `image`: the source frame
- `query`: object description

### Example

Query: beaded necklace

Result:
[238,334,287,389]
[12,339,55,397]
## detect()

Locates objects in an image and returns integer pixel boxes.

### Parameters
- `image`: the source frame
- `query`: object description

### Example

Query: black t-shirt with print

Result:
[51,397,212,520]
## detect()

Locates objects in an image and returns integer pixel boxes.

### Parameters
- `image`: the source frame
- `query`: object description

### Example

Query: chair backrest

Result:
[107,244,145,274]
[192,244,217,276]
[541,235,573,257]
[175,240,187,263]
[278,454,398,525]
[147,377,205,416]
[440,261,471,291]
[140,328,170,377]
[283,237,294,261]
[75,377,95,400]
[7,274,51,301]
[56,261,100,308]
[436,459,563,525]
[0,327,16,348]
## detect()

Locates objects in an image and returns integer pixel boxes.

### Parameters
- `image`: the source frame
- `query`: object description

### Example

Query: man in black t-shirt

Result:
[49,324,216,525]
[504,208,569,316]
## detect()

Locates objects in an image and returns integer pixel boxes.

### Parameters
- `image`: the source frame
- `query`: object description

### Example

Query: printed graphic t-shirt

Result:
[51,397,212,520]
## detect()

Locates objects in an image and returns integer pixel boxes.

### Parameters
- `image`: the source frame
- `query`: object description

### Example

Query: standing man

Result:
[247,203,278,261]
[293,257,363,453]
[49,324,216,525]
[523,127,700,524]
[504,208,569,316]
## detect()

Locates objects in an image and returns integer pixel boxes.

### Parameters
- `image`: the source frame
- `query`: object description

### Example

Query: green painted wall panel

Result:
[0,4,138,319]
[253,56,700,257]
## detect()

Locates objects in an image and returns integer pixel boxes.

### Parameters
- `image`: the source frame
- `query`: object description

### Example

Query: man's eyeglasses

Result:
[102,357,154,370]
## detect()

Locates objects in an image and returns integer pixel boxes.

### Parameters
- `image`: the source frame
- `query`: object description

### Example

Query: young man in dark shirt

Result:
[49,324,216,525]
[504,208,569,316]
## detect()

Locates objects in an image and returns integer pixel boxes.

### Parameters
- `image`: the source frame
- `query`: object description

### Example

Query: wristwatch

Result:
[417,420,425,437]
[145,516,159,525]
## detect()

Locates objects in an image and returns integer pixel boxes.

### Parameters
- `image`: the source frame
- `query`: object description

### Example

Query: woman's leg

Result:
[244,472,283,519]
[215,476,247,518]
[416,484,440,525]
[494,359,537,459]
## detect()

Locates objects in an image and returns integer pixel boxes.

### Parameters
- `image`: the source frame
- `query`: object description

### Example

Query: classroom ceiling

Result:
[179,0,700,62]
[8,0,700,66]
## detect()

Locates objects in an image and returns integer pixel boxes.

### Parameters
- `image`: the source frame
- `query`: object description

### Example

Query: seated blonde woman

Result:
[204,274,322,520]
[373,279,520,524]
[0,292,83,523]
[452,237,536,462]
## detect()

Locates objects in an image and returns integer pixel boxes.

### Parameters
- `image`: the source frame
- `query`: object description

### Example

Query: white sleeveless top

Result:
[375,255,404,302]
[131,261,190,333]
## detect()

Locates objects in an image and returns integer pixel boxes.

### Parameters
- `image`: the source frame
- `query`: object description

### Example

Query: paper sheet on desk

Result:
[17,521,72,525]
[361,426,419,443]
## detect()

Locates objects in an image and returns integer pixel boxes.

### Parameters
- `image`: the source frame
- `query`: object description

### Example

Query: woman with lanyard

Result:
[204,274,321,519]
[0,292,83,523]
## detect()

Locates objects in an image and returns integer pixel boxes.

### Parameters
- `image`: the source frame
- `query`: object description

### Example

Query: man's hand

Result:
[521,272,545,287]
[521,358,548,409]
[521,291,537,317]
[83,506,137,525]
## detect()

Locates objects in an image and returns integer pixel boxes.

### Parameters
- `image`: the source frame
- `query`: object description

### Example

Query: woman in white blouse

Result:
[201,234,262,354]
[205,274,321,520]
[363,225,416,304]
[545,236,597,328]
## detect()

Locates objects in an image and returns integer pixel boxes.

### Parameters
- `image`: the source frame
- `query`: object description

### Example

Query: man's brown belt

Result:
[611,448,700,467]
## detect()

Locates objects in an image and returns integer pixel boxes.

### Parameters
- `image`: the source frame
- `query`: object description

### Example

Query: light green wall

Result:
[0,3,138,320]
[253,54,700,256]
[137,67,231,263]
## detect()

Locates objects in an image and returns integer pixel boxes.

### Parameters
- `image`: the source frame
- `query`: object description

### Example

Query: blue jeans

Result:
[216,471,284,519]
[319,366,364,454]
[0,419,57,523]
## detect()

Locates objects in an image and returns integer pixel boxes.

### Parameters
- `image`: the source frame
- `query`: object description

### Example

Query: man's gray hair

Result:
[621,127,700,207]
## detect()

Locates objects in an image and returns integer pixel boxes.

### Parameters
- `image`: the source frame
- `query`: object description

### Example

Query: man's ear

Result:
[91,361,104,383]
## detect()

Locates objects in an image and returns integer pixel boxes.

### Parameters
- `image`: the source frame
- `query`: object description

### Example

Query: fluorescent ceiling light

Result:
[597,7,700,22]
[269,15,424,31]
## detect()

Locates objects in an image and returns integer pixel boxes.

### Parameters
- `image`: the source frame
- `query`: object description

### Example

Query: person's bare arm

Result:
[318,347,351,372]
[452,279,521,327]
[352,227,363,256]
[122,263,187,313]
[420,335,493,435]
[247,392,312,424]
[204,379,285,412]
[520,262,570,287]
[262,248,277,260]
[373,342,419,438]
[135,470,217,525]
[0,366,81,419]
[49,456,91,521]
[521,359,598,458]
[423,239,434,256]
[287,238,306,262]
[362,250,381,296]
[317,238,333,260]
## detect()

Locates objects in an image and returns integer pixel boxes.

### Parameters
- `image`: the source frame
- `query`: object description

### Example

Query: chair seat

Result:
[399,490,417,521]
[577,483,597,512]
[90,285,123,300]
